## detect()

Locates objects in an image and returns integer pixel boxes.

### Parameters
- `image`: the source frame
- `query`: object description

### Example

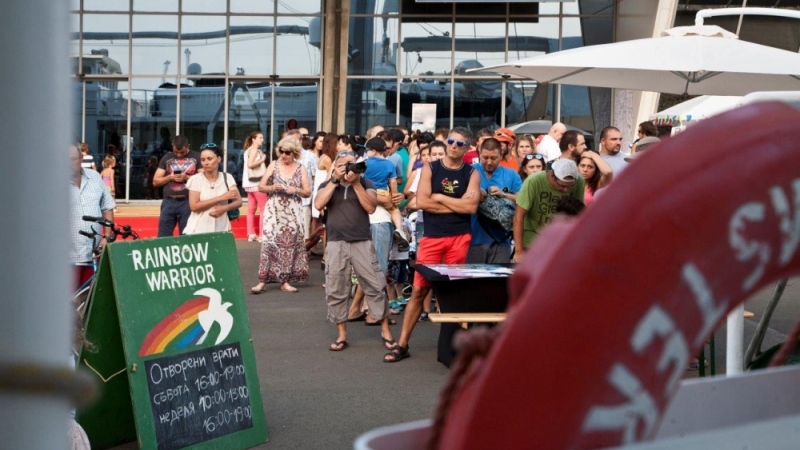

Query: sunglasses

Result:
[200,142,218,150]
[446,138,466,147]
[524,154,545,161]
[495,131,515,139]
[338,150,357,157]
[278,149,293,156]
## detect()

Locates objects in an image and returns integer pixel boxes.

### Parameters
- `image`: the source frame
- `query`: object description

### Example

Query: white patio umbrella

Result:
[475,25,800,96]
[651,95,741,126]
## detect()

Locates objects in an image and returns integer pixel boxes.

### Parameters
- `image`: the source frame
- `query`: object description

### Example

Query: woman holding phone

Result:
[251,136,311,294]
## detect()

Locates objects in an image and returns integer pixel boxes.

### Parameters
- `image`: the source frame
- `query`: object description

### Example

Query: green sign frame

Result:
[78,233,268,450]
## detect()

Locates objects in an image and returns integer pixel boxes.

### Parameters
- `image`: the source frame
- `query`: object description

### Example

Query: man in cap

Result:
[513,159,584,261]
[493,127,518,171]
[537,122,567,163]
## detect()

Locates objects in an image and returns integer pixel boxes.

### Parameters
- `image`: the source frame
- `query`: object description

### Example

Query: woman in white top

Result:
[184,144,242,235]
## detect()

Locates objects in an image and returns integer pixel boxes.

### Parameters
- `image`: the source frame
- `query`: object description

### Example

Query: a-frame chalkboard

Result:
[78,233,268,450]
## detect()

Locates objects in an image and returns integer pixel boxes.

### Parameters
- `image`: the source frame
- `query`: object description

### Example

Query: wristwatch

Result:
[330,176,340,185]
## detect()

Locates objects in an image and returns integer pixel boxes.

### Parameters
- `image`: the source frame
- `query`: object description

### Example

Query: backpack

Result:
[477,194,515,232]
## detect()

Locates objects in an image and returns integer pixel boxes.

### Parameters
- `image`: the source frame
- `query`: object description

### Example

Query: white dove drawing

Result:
[195,287,234,345]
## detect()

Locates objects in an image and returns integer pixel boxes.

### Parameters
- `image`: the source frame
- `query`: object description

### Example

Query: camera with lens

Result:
[345,161,367,175]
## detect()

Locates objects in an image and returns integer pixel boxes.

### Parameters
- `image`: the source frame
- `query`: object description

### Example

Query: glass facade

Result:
[72,0,612,201]
[345,0,614,136]
[73,0,324,200]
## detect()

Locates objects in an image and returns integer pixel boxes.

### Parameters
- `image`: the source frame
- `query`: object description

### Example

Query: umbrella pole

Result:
[736,0,748,36]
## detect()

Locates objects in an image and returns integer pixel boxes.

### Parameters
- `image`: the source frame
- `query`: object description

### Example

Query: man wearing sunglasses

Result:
[153,135,202,236]
[514,159,584,262]
[385,127,481,363]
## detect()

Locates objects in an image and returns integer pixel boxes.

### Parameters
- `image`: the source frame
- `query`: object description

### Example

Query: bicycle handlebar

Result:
[81,216,139,243]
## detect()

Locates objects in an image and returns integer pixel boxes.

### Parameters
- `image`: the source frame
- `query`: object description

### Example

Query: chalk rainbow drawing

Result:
[139,287,234,357]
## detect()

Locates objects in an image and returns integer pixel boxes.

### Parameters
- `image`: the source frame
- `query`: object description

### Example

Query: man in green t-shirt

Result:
[513,159,584,261]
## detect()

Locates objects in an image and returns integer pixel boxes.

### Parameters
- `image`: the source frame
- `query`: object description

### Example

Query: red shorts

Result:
[413,233,471,287]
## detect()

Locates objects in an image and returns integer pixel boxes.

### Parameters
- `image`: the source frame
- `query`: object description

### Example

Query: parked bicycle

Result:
[73,215,139,320]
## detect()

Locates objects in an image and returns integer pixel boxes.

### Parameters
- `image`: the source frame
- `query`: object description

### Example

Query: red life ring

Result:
[437,102,800,450]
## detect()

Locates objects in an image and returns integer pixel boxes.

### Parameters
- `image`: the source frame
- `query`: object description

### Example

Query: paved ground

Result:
[109,240,799,449]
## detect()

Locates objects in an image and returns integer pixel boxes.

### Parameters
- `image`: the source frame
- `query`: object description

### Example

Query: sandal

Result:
[347,312,367,322]
[250,283,267,294]
[280,285,298,293]
[329,340,349,352]
[383,345,410,363]
[366,318,396,326]
[382,337,397,351]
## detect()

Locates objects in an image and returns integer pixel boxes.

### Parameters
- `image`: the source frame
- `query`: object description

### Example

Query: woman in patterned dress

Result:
[251,136,311,293]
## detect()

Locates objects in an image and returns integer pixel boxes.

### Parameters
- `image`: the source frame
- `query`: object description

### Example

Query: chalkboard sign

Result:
[78,233,268,450]
[146,343,253,450]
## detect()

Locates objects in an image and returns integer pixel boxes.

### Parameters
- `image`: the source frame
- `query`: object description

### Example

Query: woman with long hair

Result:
[100,155,119,213]
[184,144,242,235]
[252,137,311,294]
[518,153,545,182]
[578,151,613,204]
[312,131,326,158]
[514,135,536,162]
[242,131,268,242]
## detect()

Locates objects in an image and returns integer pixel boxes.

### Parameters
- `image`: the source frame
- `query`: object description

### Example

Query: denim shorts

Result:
[370,222,393,273]
[388,259,409,285]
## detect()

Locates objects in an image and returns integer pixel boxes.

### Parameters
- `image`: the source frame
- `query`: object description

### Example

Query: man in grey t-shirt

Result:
[598,126,629,176]
[315,152,395,353]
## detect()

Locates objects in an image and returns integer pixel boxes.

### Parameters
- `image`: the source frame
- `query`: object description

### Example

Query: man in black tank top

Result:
[384,127,481,362]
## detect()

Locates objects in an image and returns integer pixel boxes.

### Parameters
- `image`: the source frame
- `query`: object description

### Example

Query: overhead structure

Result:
[474,25,800,96]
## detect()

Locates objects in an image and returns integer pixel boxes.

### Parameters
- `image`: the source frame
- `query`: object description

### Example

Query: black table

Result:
[415,264,514,367]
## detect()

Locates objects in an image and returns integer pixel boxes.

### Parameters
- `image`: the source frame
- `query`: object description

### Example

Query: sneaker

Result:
[418,312,429,322]
[256,235,263,243]
[389,300,404,311]
[396,297,408,306]
[248,234,257,242]
[394,228,409,248]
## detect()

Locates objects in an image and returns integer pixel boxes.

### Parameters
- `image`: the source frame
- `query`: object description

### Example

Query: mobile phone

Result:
[174,170,183,174]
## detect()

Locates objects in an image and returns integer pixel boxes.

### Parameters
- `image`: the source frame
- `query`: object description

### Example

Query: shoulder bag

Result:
[222,172,240,221]
[246,149,267,182]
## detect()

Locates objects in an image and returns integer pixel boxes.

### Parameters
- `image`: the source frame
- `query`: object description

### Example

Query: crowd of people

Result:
[70,119,664,363]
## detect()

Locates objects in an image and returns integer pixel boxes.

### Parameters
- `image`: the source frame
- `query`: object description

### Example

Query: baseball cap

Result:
[625,136,661,162]
[552,159,579,181]
[494,128,516,145]
[365,137,386,152]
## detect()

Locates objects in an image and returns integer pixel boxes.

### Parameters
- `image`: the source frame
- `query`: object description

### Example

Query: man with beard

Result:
[598,126,628,175]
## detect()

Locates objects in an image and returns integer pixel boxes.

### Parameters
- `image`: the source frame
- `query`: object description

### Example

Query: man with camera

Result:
[315,152,395,352]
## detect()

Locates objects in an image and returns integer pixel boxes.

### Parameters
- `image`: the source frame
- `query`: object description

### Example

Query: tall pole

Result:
[0,0,74,448]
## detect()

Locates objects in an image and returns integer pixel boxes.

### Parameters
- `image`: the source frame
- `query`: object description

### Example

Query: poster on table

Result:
[78,233,268,450]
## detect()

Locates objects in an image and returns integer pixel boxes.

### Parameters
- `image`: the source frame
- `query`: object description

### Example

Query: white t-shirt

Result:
[537,135,561,162]
[408,170,423,223]
[299,150,318,206]
[184,172,237,234]
[369,205,391,224]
